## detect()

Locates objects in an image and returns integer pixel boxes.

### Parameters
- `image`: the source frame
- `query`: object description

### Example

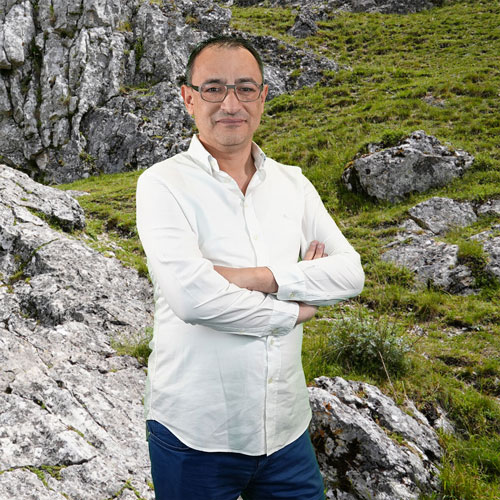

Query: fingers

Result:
[304,240,326,260]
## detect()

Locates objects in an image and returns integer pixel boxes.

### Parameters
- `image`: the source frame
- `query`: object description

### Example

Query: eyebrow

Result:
[201,77,260,85]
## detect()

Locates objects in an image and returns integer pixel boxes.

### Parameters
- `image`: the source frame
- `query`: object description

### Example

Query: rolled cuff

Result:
[268,263,307,302]
[268,297,299,334]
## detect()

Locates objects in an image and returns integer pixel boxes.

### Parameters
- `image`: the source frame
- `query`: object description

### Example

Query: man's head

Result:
[181,36,268,155]
[184,36,264,87]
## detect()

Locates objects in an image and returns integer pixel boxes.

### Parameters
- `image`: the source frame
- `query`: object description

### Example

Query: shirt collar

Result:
[187,135,267,176]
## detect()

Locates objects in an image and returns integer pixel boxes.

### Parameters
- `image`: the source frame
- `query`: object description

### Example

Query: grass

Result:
[59,1,500,498]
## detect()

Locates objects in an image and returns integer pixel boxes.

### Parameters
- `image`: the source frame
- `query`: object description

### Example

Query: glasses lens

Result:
[200,83,226,102]
[199,83,261,102]
[235,83,260,102]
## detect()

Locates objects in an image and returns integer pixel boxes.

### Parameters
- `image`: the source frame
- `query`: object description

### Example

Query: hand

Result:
[295,302,318,325]
[304,240,327,261]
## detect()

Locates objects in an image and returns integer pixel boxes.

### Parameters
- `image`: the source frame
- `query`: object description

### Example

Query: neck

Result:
[199,138,256,194]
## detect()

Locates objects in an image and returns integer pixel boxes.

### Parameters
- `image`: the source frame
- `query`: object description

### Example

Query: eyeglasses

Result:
[188,82,264,103]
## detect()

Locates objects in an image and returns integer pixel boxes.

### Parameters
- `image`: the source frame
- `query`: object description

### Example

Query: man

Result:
[136,36,364,500]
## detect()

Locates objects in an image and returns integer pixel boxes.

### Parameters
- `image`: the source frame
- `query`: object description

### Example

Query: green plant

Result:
[325,307,411,379]
[111,327,152,366]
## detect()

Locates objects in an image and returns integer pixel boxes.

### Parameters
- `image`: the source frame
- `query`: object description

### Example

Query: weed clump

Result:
[326,308,410,379]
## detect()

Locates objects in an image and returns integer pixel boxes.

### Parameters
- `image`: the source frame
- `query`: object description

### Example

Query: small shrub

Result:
[325,308,411,379]
[112,327,152,367]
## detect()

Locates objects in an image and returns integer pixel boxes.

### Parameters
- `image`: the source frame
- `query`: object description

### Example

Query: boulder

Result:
[288,8,319,38]
[309,376,442,500]
[381,227,477,295]
[0,164,155,499]
[408,197,477,235]
[342,131,474,203]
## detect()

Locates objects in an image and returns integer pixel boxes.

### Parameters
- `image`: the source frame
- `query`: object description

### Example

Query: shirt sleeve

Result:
[268,175,365,306]
[136,169,299,336]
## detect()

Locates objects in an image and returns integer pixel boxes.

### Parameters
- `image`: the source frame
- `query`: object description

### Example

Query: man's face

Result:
[181,46,268,154]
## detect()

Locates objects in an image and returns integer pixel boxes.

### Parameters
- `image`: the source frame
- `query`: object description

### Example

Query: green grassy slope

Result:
[60,1,500,498]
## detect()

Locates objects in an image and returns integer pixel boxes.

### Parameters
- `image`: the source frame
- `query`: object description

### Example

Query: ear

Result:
[258,84,269,111]
[181,85,195,116]
[261,84,269,103]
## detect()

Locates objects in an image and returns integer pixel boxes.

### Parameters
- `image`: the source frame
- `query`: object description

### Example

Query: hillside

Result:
[59,1,500,499]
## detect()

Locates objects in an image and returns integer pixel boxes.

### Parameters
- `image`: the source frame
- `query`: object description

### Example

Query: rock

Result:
[471,225,500,280]
[0,165,155,499]
[342,131,474,203]
[288,8,319,38]
[381,219,477,295]
[239,32,339,98]
[477,199,500,217]
[381,202,500,295]
[422,93,446,108]
[382,238,477,294]
[0,165,85,231]
[309,376,442,500]
[408,197,477,235]
[0,0,339,183]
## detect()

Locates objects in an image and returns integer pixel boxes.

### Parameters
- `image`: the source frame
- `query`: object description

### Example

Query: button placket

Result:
[264,334,281,451]
[243,194,268,266]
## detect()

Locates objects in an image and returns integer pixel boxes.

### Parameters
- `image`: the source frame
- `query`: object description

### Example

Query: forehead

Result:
[191,46,262,83]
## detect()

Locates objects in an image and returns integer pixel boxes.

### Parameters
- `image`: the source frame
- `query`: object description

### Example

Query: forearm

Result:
[213,266,316,326]
[214,266,278,294]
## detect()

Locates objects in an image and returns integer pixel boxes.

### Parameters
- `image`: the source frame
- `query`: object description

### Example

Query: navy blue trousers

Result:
[147,420,325,500]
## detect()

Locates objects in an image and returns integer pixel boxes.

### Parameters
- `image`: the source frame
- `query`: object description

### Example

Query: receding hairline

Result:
[185,38,264,86]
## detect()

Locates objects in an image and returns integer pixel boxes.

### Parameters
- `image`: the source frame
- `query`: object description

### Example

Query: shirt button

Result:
[268,378,273,384]
[290,292,295,298]
[253,235,258,240]
[270,338,275,346]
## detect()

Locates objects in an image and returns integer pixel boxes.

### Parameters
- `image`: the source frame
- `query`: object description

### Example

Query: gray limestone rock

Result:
[309,376,442,500]
[342,131,474,203]
[381,218,477,295]
[477,199,500,217]
[408,197,477,235]
[0,165,154,499]
[288,8,319,38]
[0,165,85,231]
[471,225,500,280]
[381,201,500,295]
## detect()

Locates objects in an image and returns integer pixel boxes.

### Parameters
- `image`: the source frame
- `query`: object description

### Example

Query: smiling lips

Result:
[215,115,247,126]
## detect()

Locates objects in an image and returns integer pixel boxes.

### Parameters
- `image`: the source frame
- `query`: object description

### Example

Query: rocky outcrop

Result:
[0,0,339,184]
[309,376,442,500]
[381,198,500,294]
[0,164,154,499]
[342,131,474,203]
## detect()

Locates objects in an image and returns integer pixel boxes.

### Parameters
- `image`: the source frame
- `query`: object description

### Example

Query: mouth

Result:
[216,119,246,126]
[215,115,247,126]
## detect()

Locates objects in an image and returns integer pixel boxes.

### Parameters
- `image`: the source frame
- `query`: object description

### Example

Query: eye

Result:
[237,84,257,93]
[203,84,224,93]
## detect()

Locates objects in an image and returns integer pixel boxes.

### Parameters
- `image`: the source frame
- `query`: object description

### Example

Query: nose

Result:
[220,87,242,112]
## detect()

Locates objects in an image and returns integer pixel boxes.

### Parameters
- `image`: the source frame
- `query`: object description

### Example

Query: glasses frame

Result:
[188,82,265,103]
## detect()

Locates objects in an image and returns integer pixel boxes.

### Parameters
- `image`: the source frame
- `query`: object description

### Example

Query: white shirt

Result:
[136,135,364,456]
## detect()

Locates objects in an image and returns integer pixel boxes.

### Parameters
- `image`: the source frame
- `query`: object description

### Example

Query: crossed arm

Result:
[214,240,326,326]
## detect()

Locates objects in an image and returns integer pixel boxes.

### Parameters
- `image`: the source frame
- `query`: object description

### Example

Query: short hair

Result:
[184,36,264,86]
